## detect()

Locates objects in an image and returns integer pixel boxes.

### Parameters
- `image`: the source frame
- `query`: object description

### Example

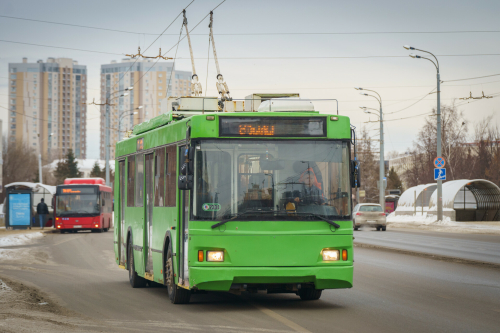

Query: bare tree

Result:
[358,128,379,203]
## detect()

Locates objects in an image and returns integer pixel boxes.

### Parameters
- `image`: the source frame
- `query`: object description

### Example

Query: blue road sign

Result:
[434,168,446,181]
[434,157,446,168]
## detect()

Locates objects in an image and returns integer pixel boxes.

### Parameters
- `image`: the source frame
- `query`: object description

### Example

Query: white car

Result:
[353,203,387,231]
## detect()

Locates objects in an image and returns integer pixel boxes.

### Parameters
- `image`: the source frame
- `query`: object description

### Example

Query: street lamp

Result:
[356,88,385,209]
[118,106,142,141]
[38,132,54,184]
[404,44,442,221]
[104,89,132,186]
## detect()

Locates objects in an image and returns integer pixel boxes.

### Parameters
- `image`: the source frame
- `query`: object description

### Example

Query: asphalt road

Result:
[1,230,500,332]
[354,228,500,264]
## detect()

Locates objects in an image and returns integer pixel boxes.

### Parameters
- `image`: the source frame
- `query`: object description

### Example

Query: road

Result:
[354,228,500,265]
[1,230,500,332]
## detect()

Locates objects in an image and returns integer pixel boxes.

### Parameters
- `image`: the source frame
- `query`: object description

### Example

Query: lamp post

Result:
[356,87,385,209]
[404,45,442,221]
[37,132,54,184]
[118,106,142,141]
[105,87,132,186]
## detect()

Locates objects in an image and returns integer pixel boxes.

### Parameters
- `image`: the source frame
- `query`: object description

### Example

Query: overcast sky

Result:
[1,0,499,159]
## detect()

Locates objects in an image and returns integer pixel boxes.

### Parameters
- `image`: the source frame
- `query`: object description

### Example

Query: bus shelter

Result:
[395,179,500,221]
[4,182,56,229]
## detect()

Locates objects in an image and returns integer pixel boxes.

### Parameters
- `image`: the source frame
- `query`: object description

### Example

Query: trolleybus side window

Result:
[154,148,165,207]
[135,154,144,207]
[127,157,135,207]
[165,145,177,207]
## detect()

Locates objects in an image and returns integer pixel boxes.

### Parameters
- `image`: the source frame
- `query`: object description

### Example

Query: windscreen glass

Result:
[56,186,100,216]
[193,140,351,221]
[359,205,383,212]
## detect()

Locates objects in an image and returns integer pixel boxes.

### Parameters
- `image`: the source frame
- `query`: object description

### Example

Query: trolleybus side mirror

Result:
[178,175,193,190]
[180,147,195,176]
[351,160,361,188]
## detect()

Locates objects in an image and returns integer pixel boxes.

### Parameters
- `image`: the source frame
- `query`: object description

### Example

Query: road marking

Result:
[251,303,311,333]
[437,295,453,300]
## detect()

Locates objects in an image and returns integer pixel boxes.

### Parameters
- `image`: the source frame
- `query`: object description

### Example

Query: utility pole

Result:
[105,99,110,186]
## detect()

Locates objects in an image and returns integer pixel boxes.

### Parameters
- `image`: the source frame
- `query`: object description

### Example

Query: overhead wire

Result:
[2,16,500,36]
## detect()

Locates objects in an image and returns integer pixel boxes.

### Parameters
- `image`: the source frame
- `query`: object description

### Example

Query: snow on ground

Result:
[387,212,500,234]
[0,232,44,247]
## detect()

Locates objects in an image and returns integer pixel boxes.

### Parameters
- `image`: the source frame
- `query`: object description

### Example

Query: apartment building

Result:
[8,57,87,160]
[99,58,191,160]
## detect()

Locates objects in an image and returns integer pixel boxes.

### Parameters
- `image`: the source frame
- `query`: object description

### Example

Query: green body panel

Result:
[114,110,353,291]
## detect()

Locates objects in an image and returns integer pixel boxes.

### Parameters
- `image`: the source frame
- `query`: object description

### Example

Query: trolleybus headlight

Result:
[206,251,224,262]
[322,249,340,261]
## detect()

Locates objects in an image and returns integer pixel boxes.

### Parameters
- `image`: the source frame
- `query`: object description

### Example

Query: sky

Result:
[1,0,499,159]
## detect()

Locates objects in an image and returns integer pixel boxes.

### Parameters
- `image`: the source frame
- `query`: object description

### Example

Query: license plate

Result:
[367,221,375,223]
[73,225,82,228]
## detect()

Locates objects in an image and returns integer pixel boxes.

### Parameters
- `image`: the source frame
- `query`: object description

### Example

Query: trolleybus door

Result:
[145,153,154,274]
[119,160,126,265]
[179,146,190,285]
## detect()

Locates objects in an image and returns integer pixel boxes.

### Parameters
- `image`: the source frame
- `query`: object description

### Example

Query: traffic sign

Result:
[434,168,446,180]
[434,156,446,168]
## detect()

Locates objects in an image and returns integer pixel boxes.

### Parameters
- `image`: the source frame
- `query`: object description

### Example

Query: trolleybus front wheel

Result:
[166,247,191,304]
[128,242,147,288]
[298,288,322,301]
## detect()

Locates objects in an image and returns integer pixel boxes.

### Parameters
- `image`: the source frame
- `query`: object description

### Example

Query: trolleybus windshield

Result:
[56,186,100,217]
[193,140,351,221]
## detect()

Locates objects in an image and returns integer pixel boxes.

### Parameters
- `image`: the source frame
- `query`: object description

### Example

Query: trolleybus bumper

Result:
[189,266,353,291]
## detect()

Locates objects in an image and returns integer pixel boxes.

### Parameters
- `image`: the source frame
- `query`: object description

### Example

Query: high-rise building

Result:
[8,57,87,161]
[99,58,191,160]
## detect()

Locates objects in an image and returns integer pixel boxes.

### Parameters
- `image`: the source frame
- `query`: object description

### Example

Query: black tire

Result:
[298,288,322,300]
[382,226,387,231]
[128,242,147,288]
[376,226,381,231]
[165,246,191,304]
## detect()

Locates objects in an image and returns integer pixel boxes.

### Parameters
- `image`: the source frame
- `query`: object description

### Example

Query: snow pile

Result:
[0,232,43,247]
[387,212,500,233]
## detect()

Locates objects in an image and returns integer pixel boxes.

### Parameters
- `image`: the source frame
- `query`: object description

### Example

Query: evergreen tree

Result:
[53,149,82,184]
[387,167,404,193]
[90,161,102,178]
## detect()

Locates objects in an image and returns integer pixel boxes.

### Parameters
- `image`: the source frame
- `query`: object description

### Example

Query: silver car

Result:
[353,203,387,231]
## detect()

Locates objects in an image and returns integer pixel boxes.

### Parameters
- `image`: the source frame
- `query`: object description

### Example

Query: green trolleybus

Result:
[114,98,359,304]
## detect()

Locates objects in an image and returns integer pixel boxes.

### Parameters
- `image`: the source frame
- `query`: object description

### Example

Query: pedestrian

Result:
[37,198,49,230]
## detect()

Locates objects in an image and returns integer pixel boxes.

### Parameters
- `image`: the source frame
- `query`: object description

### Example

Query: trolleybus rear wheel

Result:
[166,247,191,304]
[298,288,322,301]
[128,242,147,288]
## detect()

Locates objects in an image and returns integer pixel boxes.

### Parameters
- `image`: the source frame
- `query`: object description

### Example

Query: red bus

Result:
[54,178,113,233]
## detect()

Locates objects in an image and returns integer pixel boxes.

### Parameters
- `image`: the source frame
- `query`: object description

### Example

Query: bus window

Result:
[238,154,274,211]
[135,154,144,207]
[154,148,165,207]
[165,145,177,207]
[127,156,135,207]
[193,149,231,219]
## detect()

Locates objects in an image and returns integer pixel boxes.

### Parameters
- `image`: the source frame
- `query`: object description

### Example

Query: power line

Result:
[442,73,500,83]
[2,16,500,36]
[3,39,500,59]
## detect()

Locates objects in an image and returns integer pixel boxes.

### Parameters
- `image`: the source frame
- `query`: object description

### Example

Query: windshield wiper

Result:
[211,210,341,229]
[211,210,272,229]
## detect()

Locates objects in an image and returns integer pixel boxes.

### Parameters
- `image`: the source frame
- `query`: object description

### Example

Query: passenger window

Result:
[154,148,165,207]
[127,157,135,207]
[165,145,177,207]
[135,154,144,207]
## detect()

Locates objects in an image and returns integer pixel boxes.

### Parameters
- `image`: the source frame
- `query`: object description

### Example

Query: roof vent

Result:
[258,98,315,112]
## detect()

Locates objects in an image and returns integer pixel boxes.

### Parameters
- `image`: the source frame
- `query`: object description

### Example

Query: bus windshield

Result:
[56,192,100,217]
[193,140,351,221]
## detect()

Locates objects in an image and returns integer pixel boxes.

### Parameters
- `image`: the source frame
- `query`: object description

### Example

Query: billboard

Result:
[8,193,31,226]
